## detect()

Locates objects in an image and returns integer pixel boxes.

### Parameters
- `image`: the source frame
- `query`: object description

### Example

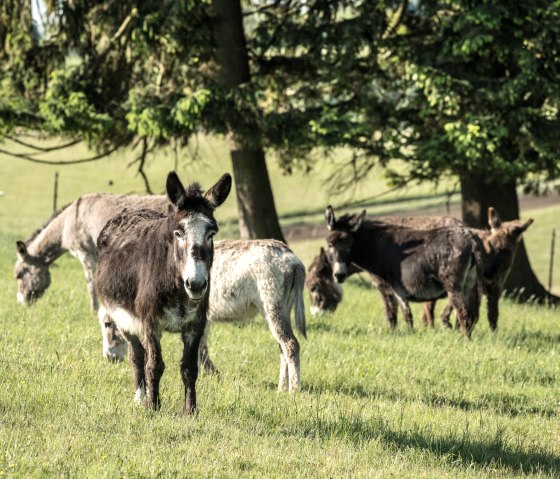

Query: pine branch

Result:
[0,145,120,165]
[5,135,82,152]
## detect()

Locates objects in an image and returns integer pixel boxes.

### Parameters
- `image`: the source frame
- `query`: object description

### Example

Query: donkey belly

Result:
[208,298,259,323]
[109,307,145,338]
[398,275,446,302]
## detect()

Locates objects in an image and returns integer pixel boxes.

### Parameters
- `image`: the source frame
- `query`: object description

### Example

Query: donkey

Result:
[310,209,532,332]
[15,194,169,311]
[103,239,307,392]
[14,193,307,389]
[324,206,483,337]
[200,239,306,391]
[427,208,534,331]
[95,171,231,414]
[308,215,462,329]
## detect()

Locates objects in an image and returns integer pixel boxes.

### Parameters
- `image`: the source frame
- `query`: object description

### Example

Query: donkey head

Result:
[167,171,232,301]
[483,207,534,283]
[486,207,534,255]
[306,247,343,315]
[14,241,51,305]
[324,205,366,283]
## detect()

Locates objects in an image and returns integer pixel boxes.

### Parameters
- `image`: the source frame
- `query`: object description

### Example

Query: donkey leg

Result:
[448,291,470,339]
[439,301,454,329]
[486,286,500,331]
[380,290,398,331]
[278,345,288,391]
[374,279,399,330]
[123,333,146,404]
[98,306,127,362]
[198,322,219,375]
[395,294,413,329]
[77,252,99,312]
[422,301,436,328]
[143,328,165,410]
[181,325,204,415]
[265,308,300,392]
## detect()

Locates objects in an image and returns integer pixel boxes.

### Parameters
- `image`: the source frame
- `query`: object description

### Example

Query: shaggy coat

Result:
[202,240,306,391]
[324,206,483,337]
[95,172,231,414]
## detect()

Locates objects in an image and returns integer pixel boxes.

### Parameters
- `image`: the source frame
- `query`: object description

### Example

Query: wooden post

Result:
[53,171,59,213]
[548,228,556,302]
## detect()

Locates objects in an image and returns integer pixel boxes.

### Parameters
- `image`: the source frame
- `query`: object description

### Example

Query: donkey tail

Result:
[292,261,307,339]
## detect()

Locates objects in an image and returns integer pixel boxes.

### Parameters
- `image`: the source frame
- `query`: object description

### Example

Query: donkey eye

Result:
[174,230,183,240]
[207,231,216,241]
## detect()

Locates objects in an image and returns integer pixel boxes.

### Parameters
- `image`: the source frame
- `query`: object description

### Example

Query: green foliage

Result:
[39,68,114,145]
[390,0,560,184]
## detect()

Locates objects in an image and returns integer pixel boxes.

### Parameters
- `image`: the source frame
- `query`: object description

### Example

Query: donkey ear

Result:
[16,241,28,258]
[488,207,502,230]
[350,210,366,233]
[515,218,534,237]
[325,206,336,230]
[166,171,187,209]
[205,173,232,208]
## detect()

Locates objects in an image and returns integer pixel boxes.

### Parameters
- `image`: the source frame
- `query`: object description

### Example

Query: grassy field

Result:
[1,138,559,478]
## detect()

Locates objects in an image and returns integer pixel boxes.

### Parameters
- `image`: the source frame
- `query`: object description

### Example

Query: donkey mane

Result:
[26,203,71,245]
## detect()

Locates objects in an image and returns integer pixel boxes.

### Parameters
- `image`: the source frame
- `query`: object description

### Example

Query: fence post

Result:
[53,171,59,213]
[548,227,556,304]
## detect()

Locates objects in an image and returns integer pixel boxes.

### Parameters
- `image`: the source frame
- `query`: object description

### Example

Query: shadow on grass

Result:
[302,382,557,418]
[243,393,559,475]
[505,330,560,353]
[299,413,560,475]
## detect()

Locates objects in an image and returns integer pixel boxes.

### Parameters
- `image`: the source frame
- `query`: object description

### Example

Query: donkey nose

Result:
[334,272,346,284]
[185,278,208,295]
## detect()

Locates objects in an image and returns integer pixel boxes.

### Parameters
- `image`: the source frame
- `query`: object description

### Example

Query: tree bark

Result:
[210,0,285,242]
[460,173,558,304]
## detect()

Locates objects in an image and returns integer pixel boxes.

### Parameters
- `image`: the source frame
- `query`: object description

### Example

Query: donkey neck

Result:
[350,222,385,272]
[26,208,68,264]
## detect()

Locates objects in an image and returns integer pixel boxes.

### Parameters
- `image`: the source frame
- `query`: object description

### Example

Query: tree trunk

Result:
[210,0,285,242]
[460,173,558,304]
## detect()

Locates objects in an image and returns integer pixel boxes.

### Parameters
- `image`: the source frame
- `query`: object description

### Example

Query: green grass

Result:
[1,137,560,478]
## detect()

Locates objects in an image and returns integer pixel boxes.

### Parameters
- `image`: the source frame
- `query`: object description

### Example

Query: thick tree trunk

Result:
[460,173,558,304]
[210,0,285,242]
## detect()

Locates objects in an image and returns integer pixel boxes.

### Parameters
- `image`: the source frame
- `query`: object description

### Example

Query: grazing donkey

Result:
[95,172,231,413]
[309,209,532,332]
[324,206,483,337]
[15,194,169,311]
[306,247,343,316]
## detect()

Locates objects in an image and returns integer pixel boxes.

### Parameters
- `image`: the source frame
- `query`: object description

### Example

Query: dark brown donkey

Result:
[324,206,483,337]
[426,208,534,330]
[95,172,231,414]
[311,209,532,332]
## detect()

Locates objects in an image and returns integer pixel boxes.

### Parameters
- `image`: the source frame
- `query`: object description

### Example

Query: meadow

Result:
[1,137,559,478]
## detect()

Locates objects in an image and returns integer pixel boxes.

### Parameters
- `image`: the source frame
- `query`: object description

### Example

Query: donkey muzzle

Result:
[184,278,208,301]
